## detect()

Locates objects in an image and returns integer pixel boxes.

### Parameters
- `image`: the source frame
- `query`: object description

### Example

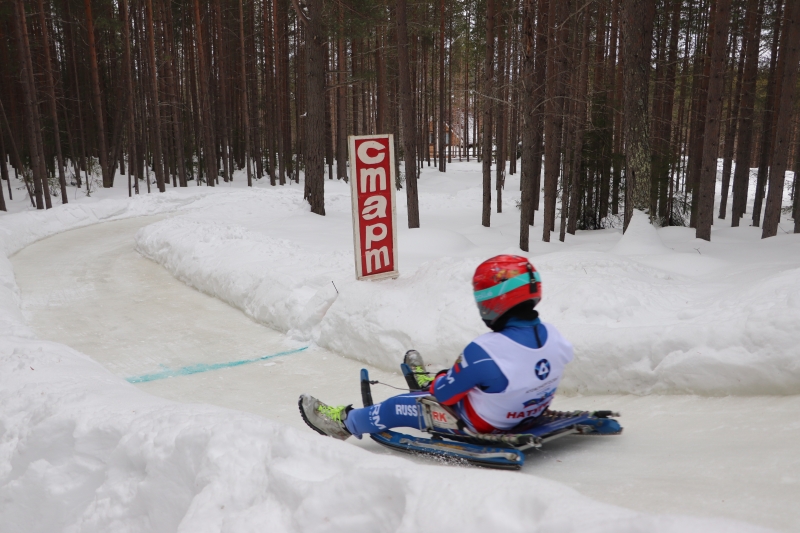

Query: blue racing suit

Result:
[344,316,551,437]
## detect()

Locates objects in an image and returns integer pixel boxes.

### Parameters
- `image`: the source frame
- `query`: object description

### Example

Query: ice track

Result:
[12,216,800,532]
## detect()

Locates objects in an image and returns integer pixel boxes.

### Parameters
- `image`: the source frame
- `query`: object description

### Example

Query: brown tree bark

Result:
[275,0,292,183]
[520,0,536,250]
[397,0,420,228]
[376,32,387,134]
[336,16,347,182]
[293,0,325,215]
[83,0,112,188]
[688,1,712,227]
[163,0,188,186]
[542,0,568,241]
[621,0,655,231]
[495,5,507,214]
[121,0,138,195]
[531,0,548,217]
[263,0,277,185]
[145,0,165,192]
[13,0,48,209]
[36,0,68,203]
[212,0,230,183]
[719,37,745,219]
[482,0,495,227]
[753,0,785,226]
[239,0,253,187]
[762,0,800,238]
[566,9,590,238]
[731,0,764,226]
[192,0,217,186]
[696,0,732,241]
[438,0,446,172]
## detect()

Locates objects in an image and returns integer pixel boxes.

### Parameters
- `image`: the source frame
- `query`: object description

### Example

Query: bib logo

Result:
[395,404,418,417]
[534,359,550,380]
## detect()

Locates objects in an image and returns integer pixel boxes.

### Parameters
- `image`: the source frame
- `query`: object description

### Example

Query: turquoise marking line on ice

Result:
[473,273,532,302]
[126,346,308,383]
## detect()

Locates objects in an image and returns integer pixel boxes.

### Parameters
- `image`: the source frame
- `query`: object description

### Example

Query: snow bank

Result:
[136,182,800,396]
[1,194,768,532]
[1,341,767,533]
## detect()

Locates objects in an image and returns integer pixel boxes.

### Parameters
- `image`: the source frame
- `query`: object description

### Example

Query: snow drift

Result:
[0,192,771,532]
[135,185,800,396]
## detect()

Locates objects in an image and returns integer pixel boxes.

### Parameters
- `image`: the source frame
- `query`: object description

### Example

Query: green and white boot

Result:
[404,349,434,389]
[298,395,352,440]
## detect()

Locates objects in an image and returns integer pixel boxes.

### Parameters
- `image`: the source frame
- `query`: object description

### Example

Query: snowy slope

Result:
[0,164,794,532]
[134,164,800,395]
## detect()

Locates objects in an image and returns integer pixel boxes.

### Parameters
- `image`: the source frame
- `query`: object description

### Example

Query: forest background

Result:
[0,0,799,248]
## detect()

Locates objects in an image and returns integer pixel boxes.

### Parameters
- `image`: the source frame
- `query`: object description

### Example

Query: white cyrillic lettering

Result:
[360,167,387,193]
[364,223,387,248]
[361,195,387,220]
[365,247,390,273]
[357,140,386,165]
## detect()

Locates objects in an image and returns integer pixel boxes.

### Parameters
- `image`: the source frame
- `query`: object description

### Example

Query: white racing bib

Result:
[466,323,573,430]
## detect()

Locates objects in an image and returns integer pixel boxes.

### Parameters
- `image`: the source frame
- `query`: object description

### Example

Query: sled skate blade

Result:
[370,430,525,470]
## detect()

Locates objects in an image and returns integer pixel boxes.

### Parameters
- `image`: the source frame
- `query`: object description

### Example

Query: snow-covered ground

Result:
[1,162,798,532]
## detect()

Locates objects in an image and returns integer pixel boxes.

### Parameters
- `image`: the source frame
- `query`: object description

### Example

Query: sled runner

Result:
[362,368,622,470]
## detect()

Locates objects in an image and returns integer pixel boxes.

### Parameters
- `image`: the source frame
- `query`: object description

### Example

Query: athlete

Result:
[299,254,574,439]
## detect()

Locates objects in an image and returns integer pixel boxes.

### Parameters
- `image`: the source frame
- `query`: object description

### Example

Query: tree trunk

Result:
[438,0,446,172]
[163,0,188,186]
[566,9,590,238]
[621,0,655,231]
[37,0,68,203]
[531,0,548,218]
[719,38,745,219]
[520,0,536,250]
[192,0,217,186]
[275,0,291,183]
[121,0,137,196]
[83,0,111,188]
[696,0,732,241]
[752,0,784,226]
[239,0,253,187]
[397,0,420,228]
[762,0,800,238]
[482,0,495,227]
[295,0,326,215]
[13,0,47,209]
[495,7,508,214]
[145,0,165,192]
[542,0,567,241]
[731,0,764,226]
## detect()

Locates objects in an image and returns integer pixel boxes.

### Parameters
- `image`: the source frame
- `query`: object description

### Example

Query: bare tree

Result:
[396,0,420,228]
[621,0,655,231]
[481,0,495,227]
[696,0,732,241]
[293,0,325,214]
[763,0,800,238]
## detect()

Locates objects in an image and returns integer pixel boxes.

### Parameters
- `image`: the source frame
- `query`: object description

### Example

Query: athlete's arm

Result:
[430,342,508,405]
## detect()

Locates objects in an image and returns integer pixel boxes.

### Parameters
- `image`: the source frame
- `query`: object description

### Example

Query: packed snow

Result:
[133,165,800,396]
[1,162,798,532]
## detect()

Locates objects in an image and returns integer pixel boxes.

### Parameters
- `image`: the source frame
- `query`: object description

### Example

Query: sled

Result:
[361,368,622,470]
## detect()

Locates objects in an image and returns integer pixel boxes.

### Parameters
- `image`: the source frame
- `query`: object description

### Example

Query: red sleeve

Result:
[429,370,471,406]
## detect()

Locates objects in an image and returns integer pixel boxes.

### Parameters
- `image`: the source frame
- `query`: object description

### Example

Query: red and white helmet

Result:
[472,255,542,324]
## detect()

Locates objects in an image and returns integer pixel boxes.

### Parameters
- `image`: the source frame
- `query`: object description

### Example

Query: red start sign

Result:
[348,134,398,281]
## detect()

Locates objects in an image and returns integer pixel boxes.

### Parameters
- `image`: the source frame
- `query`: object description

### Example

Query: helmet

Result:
[472,255,542,325]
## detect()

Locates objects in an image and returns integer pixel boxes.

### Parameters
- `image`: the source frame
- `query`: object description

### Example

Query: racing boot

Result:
[403,349,434,389]
[298,395,352,440]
